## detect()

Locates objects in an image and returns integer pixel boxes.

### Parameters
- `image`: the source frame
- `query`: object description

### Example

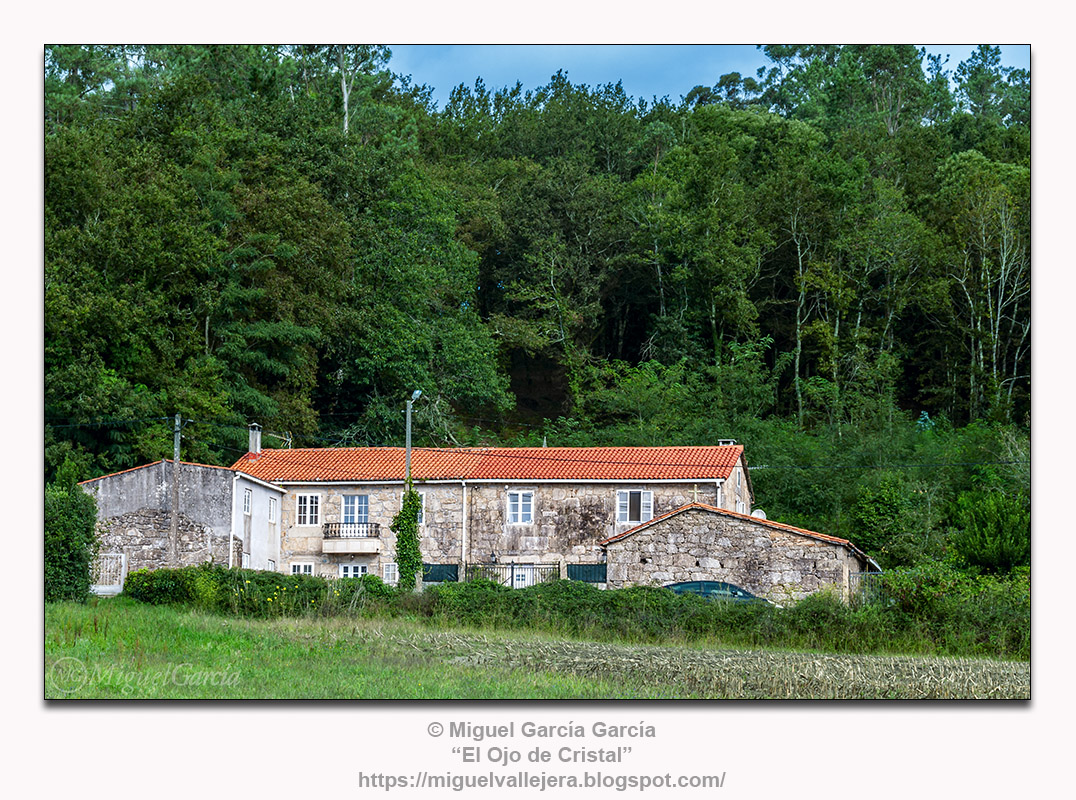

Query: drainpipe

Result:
[461,481,469,572]
[229,473,240,568]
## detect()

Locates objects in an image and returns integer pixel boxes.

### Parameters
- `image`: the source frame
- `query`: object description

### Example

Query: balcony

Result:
[322,522,382,554]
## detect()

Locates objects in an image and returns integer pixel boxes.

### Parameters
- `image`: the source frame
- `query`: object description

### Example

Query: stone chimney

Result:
[249,423,262,455]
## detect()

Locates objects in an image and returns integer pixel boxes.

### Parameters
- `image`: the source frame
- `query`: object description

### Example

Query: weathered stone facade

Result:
[603,505,867,603]
[93,509,239,573]
[277,478,748,580]
[80,460,282,579]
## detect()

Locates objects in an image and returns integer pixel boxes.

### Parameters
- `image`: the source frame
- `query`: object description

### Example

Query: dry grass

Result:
[376,628,1030,700]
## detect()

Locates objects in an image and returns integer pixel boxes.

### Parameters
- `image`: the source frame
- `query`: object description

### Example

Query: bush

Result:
[44,481,99,602]
[950,491,1030,573]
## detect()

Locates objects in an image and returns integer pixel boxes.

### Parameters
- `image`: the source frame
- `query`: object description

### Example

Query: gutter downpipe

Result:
[461,480,468,573]
[230,473,240,569]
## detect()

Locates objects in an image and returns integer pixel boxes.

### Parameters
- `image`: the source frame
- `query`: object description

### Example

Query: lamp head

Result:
[411,389,422,401]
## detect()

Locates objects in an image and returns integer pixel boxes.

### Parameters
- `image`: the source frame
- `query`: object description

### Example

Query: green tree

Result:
[951,491,1030,573]
[45,471,100,602]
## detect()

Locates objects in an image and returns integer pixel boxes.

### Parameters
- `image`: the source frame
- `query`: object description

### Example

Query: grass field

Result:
[45,598,1030,700]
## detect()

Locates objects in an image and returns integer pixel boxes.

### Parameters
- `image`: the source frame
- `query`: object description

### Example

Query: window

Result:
[242,553,251,568]
[342,494,369,524]
[268,497,278,523]
[617,490,653,524]
[736,500,747,514]
[415,491,425,525]
[507,491,533,524]
[382,562,399,585]
[243,488,252,515]
[291,562,313,575]
[267,559,276,571]
[340,564,368,578]
[297,494,320,526]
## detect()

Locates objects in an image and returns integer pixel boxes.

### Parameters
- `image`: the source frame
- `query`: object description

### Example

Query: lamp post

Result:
[405,389,422,484]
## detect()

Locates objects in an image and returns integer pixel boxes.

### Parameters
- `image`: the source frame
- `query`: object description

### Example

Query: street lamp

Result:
[405,389,422,484]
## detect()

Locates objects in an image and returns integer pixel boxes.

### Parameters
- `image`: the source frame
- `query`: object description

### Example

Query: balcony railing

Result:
[323,522,381,539]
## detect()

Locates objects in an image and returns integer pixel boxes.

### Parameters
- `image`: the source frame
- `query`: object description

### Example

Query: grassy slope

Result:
[45,598,1030,700]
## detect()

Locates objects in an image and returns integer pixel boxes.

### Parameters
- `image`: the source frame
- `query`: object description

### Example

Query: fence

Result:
[850,571,885,605]
[465,563,560,588]
[91,553,127,596]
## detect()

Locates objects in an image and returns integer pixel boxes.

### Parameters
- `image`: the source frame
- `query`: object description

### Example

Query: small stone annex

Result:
[600,503,876,603]
[79,458,285,589]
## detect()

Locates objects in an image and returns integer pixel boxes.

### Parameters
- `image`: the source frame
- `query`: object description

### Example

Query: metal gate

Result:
[91,553,126,596]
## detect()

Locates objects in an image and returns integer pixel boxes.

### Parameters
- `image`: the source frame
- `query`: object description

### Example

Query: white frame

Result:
[241,553,251,568]
[382,562,399,585]
[296,493,320,526]
[736,500,747,514]
[290,562,314,575]
[342,494,370,525]
[507,490,534,524]
[617,489,653,524]
[267,559,276,571]
[243,487,252,515]
[268,496,278,523]
[415,491,425,526]
[340,563,369,578]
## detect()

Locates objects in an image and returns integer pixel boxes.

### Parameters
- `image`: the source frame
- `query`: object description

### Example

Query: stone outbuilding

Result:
[600,503,878,603]
[79,458,285,590]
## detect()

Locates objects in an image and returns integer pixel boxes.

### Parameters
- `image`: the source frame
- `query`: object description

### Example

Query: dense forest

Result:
[44,45,1030,569]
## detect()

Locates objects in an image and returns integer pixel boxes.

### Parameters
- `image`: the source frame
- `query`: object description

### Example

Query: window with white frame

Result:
[382,562,399,585]
[296,494,320,526]
[340,564,368,578]
[267,559,276,571]
[268,497,278,523]
[507,491,533,524]
[242,553,251,568]
[243,488,252,515]
[290,562,313,575]
[736,500,747,514]
[342,494,369,524]
[617,490,653,524]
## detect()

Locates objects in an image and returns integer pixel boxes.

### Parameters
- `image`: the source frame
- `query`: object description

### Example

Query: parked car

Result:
[664,581,770,604]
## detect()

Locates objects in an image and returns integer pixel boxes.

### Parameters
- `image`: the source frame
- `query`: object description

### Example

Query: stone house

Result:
[230,438,755,585]
[600,503,878,603]
[79,455,285,586]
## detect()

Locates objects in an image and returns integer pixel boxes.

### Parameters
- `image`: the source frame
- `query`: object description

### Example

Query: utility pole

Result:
[405,390,422,485]
[170,413,181,563]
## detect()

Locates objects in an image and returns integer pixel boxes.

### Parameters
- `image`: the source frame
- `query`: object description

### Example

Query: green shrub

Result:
[950,491,1030,573]
[123,567,195,605]
[44,480,99,602]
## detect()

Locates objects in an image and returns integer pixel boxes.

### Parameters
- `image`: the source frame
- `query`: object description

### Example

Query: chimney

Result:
[249,423,262,455]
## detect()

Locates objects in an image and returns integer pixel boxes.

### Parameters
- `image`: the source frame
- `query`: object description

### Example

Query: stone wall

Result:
[465,483,723,567]
[276,473,752,580]
[604,507,864,603]
[94,509,236,573]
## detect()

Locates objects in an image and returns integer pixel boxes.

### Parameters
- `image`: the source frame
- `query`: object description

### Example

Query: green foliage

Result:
[44,480,99,602]
[950,491,1030,572]
[391,487,424,592]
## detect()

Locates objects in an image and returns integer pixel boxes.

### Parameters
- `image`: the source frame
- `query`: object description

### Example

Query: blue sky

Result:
[387,44,1031,110]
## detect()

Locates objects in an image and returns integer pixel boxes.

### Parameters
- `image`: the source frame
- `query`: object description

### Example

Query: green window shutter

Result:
[566,563,607,583]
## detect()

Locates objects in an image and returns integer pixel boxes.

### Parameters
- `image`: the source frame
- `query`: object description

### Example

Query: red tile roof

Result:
[230,445,744,484]
[599,502,874,566]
